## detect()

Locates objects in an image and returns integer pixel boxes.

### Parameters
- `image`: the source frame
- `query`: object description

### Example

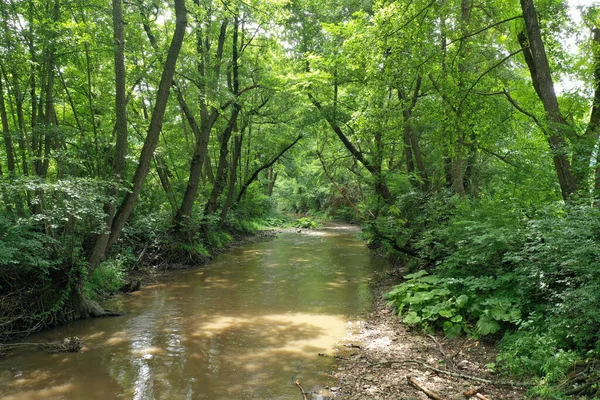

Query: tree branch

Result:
[235,134,303,203]
[447,15,523,45]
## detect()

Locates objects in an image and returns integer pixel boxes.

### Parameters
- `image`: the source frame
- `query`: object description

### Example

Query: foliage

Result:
[293,217,321,229]
[385,271,522,338]
[0,215,57,280]
[83,258,125,300]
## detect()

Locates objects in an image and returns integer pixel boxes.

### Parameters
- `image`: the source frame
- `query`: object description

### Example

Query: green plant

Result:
[83,259,125,300]
[385,271,522,338]
[293,217,320,229]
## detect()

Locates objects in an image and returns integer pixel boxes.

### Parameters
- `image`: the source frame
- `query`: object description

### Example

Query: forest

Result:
[1,0,600,397]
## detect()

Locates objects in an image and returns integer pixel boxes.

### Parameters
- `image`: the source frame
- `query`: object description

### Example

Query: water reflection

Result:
[0,226,385,399]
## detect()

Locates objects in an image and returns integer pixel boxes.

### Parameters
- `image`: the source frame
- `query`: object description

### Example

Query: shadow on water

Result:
[0,227,386,400]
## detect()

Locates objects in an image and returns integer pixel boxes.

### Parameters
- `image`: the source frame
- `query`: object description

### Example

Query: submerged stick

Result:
[295,380,308,400]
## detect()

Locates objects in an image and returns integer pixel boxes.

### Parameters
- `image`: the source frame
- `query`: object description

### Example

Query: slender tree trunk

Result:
[86,0,129,272]
[204,14,241,217]
[173,18,228,231]
[219,134,242,225]
[106,0,187,252]
[399,76,428,190]
[308,93,392,202]
[519,0,578,199]
[0,75,16,175]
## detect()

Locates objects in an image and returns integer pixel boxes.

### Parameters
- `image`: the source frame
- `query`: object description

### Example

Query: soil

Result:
[330,270,530,400]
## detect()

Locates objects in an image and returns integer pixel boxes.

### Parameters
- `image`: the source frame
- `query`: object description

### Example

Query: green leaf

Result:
[456,294,469,308]
[451,314,463,323]
[404,270,428,280]
[476,315,501,335]
[443,321,462,338]
[403,311,422,325]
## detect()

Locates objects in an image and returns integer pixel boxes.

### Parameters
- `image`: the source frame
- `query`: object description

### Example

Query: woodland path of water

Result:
[0,225,386,400]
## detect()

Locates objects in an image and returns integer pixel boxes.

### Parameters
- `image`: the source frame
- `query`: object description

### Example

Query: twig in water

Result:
[295,380,308,400]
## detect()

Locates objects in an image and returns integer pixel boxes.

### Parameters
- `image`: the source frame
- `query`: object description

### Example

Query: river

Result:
[0,225,385,399]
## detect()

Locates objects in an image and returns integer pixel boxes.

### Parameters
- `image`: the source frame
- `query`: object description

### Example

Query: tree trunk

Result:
[86,0,129,272]
[173,17,228,232]
[308,93,392,202]
[204,14,241,217]
[519,0,578,199]
[219,134,242,225]
[105,0,187,253]
[0,75,16,175]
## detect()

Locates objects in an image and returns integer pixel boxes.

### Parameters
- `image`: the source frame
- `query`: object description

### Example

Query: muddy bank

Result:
[333,274,528,400]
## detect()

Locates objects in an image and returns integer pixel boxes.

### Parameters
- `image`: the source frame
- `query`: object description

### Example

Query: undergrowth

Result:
[379,195,600,397]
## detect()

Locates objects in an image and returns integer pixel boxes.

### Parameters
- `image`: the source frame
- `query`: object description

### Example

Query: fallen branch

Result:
[370,359,533,388]
[407,376,445,400]
[427,334,447,358]
[475,393,491,400]
[295,380,308,400]
[464,387,485,396]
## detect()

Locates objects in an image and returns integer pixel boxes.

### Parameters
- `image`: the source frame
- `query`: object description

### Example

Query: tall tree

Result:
[105,0,187,253]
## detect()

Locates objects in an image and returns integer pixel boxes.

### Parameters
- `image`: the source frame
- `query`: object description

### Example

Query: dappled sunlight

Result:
[192,312,347,353]
[131,346,166,357]
[0,383,75,400]
[105,330,128,346]
[0,225,386,399]
[201,276,237,289]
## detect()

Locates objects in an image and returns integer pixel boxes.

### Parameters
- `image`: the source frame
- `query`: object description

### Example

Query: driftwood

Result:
[407,376,445,400]
[295,380,308,400]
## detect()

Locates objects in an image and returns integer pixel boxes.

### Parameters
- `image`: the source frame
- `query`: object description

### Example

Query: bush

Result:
[293,217,320,229]
[385,271,522,338]
[83,258,125,300]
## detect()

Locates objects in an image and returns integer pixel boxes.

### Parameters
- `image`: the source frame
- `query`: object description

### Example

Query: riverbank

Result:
[334,271,528,399]
[125,228,278,285]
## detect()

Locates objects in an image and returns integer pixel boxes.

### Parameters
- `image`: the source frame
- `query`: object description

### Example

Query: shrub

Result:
[83,258,125,300]
[293,217,320,229]
[385,271,522,338]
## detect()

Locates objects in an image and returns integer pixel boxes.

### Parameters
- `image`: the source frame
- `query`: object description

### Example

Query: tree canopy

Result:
[1,0,600,395]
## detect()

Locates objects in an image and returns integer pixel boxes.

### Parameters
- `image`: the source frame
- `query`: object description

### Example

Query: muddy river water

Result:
[0,225,386,399]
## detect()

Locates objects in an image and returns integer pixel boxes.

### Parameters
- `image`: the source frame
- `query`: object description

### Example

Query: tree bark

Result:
[219,133,242,225]
[519,0,578,199]
[86,0,129,272]
[105,0,187,252]
[173,18,228,231]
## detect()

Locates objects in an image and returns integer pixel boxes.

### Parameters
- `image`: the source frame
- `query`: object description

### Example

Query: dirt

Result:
[330,272,529,400]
